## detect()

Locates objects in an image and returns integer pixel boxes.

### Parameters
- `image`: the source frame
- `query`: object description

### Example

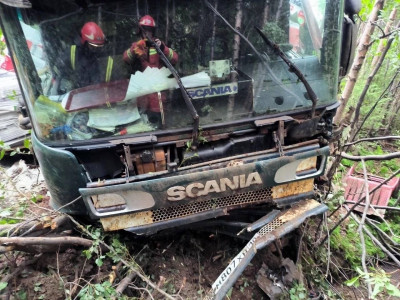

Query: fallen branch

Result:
[115,271,136,295]
[340,151,400,161]
[344,201,400,212]
[349,210,400,268]
[358,159,372,298]
[344,136,400,147]
[0,236,94,248]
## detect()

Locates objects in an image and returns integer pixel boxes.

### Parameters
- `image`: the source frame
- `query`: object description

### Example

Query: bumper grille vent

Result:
[152,188,273,223]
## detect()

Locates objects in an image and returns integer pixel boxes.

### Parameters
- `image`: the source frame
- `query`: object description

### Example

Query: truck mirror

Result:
[340,15,357,78]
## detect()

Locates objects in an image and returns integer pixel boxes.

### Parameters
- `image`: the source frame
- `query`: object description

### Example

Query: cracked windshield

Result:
[2,0,342,142]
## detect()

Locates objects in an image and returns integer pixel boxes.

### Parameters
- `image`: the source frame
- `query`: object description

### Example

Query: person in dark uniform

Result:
[55,22,113,93]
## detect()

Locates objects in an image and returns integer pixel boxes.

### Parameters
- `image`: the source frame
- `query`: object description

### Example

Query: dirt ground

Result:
[0,156,397,300]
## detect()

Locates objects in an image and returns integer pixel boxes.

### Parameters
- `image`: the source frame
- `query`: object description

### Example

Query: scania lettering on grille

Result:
[187,82,238,99]
[167,172,262,201]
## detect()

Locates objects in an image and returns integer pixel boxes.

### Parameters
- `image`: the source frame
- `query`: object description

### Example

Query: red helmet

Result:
[139,15,156,27]
[81,22,105,46]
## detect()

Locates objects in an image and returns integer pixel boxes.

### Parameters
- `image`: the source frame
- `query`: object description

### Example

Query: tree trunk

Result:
[165,0,169,44]
[228,0,243,118]
[384,91,400,135]
[370,8,397,69]
[262,0,270,27]
[210,0,219,60]
[232,0,242,68]
[333,0,385,125]
[275,0,284,22]
[348,20,399,141]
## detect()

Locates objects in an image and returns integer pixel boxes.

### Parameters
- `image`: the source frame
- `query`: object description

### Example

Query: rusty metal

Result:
[254,116,294,127]
[271,179,314,199]
[109,135,157,145]
[87,141,320,188]
[123,145,135,172]
[207,199,327,300]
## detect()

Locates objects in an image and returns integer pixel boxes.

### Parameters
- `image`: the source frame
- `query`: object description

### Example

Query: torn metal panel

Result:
[206,199,327,300]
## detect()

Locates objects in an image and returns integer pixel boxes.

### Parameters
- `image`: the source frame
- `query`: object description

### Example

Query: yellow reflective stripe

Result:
[149,48,157,55]
[70,45,76,70]
[168,48,174,60]
[105,56,113,82]
[126,48,133,60]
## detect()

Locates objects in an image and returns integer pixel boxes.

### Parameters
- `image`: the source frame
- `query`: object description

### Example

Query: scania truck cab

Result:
[0,0,354,236]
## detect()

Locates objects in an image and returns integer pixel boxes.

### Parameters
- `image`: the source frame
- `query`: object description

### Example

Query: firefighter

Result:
[56,22,113,93]
[123,15,178,126]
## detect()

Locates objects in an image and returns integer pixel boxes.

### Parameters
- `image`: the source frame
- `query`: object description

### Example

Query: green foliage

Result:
[76,281,117,300]
[0,282,8,291]
[288,282,307,300]
[345,267,400,299]
[0,137,32,160]
[0,29,5,55]
[330,220,385,269]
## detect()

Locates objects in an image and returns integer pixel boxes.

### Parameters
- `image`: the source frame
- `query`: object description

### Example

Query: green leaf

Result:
[0,282,8,291]
[387,284,400,297]
[95,257,103,267]
[23,139,30,149]
[0,149,5,160]
[345,276,360,287]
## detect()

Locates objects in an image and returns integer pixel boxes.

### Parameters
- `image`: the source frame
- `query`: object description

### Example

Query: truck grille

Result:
[153,188,273,223]
[100,188,274,231]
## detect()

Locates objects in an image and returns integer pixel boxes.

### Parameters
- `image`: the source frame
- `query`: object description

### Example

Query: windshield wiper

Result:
[254,26,318,118]
[139,26,200,149]
[204,0,303,107]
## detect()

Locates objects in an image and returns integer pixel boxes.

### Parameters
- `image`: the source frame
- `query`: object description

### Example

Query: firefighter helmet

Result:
[139,15,156,27]
[80,22,105,46]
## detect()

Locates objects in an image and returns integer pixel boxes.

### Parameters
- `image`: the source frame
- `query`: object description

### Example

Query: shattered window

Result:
[0,0,342,143]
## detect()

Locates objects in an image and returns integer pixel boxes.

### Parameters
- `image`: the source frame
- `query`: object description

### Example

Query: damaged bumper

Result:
[207,199,328,300]
[80,144,329,234]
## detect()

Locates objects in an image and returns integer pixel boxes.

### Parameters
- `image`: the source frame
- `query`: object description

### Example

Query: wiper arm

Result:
[204,0,303,107]
[140,27,200,149]
[254,26,318,118]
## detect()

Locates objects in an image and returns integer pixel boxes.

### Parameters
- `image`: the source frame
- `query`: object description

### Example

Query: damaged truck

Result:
[0,0,360,297]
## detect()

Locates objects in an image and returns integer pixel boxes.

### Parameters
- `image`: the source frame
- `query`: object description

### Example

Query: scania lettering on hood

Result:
[187,82,238,100]
[167,172,263,201]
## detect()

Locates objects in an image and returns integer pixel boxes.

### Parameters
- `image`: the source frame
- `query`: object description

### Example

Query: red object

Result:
[81,22,105,46]
[344,166,400,216]
[1,55,14,71]
[119,128,127,135]
[139,15,156,27]
[64,80,129,112]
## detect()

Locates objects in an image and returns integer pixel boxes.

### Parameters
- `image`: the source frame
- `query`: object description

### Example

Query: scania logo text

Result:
[167,172,263,201]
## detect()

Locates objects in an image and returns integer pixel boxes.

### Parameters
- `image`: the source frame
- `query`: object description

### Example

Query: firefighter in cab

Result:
[56,22,113,93]
[123,15,178,126]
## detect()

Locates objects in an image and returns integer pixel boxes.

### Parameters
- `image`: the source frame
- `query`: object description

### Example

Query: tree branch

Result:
[340,152,400,161]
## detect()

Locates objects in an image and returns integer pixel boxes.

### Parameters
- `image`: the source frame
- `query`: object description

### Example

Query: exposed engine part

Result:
[133,148,166,174]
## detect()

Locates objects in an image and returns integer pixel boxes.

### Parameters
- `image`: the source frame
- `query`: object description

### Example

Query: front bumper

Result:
[80,144,329,234]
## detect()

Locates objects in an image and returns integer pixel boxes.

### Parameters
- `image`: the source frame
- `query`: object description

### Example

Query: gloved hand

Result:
[154,39,165,51]
[132,39,148,60]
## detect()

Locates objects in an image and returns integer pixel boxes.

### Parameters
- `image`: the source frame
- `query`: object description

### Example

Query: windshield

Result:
[0,0,343,143]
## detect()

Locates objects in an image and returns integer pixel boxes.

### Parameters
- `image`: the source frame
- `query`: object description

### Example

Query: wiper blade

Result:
[204,0,303,107]
[139,26,200,149]
[254,26,318,118]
